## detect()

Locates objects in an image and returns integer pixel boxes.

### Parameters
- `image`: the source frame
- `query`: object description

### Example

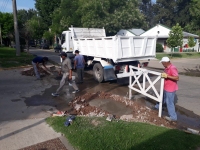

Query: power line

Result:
[0,0,7,12]
[0,0,10,12]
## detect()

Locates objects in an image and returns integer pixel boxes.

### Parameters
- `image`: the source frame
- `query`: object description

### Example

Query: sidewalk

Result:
[0,67,74,150]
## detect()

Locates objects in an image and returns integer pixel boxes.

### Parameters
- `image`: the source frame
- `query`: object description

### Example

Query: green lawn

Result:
[156,52,200,60]
[0,47,34,68]
[46,116,200,150]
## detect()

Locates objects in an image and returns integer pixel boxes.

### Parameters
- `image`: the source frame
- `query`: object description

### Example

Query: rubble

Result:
[21,65,55,76]
[67,91,178,129]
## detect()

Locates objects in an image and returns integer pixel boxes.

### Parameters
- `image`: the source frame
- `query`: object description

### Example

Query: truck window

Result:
[61,33,66,44]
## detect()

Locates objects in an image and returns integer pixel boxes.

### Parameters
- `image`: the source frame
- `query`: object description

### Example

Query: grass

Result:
[156,52,200,60]
[46,116,200,150]
[0,47,34,68]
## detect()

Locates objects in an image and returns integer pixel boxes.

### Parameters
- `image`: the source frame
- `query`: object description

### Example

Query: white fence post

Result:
[128,65,164,117]
[158,78,164,117]
[129,73,132,99]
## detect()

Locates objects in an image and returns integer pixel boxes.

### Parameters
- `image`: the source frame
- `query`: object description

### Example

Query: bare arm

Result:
[74,60,77,69]
[82,56,85,64]
[42,62,51,71]
[167,75,179,81]
[58,69,62,75]
[36,62,40,69]
[69,69,72,80]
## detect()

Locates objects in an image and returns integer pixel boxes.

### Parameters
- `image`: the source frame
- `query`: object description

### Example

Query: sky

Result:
[0,0,35,13]
[0,0,157,13]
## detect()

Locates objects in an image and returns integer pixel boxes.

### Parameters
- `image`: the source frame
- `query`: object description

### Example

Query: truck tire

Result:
[93,63,104,83]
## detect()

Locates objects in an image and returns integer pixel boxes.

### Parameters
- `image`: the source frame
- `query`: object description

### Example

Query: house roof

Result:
[141,24,199,38]
[183,31,199,38]
[127,29,145,36]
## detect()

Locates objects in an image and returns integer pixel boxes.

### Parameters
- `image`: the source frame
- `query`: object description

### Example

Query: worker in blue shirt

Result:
[32,56,49,80]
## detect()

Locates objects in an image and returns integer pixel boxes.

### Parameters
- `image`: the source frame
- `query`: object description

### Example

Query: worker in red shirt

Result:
[155,57,179,121]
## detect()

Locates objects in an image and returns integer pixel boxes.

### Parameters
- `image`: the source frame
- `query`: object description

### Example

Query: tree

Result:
[35,0,61,29]
[17,9,43,52]
[188,37,196,49]
[152,0,177,27]
[50,0,81,35]
[185,0,200,36]
[78,0,146,35]
[139,0,154,29]
[166,23,183,54]
[156,43,163,52]
[175,0,191,28]
[0,12,14,46]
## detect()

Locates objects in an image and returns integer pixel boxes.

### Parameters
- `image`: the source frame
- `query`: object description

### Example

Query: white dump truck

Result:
[61,27,157,83]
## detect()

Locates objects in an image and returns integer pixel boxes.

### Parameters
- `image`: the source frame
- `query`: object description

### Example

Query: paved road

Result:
[30,48,200,116]
[1,48,200,149]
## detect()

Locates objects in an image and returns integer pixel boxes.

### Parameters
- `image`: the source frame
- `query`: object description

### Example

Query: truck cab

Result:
[61,31,75,60]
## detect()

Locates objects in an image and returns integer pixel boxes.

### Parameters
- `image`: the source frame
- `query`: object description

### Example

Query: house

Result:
[116,28,145,36]
[140,24,199,52]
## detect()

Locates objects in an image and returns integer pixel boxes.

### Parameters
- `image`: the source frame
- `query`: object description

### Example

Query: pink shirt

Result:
[164,64,178,92]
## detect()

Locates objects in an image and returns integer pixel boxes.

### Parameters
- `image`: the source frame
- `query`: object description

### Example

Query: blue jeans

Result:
[32,61,40,79]
[155,90,177,120]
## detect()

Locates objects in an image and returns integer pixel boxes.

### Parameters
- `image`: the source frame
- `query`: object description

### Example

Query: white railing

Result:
[128,66,164,117]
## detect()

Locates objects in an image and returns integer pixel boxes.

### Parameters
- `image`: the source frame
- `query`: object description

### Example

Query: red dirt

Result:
[67,91,177,129]
[21,67,50,76]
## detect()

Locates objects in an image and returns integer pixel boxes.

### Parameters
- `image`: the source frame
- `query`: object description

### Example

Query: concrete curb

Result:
[59,136,75,150]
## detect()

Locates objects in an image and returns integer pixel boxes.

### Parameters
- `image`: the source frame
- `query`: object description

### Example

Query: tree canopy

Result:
[0,0,199,46]
[166,23,183,49]
[0,12,13,38]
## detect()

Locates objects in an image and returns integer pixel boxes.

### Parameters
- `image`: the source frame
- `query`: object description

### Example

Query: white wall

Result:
[141,24,170,37]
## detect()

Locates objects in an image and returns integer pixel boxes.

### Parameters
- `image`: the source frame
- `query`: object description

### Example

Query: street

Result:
[0,48,200,150]
[28,48,200,116]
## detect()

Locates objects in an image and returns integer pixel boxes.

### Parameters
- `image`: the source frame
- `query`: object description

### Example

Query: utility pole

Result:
[12,0,20,56]
[0,24,2,45]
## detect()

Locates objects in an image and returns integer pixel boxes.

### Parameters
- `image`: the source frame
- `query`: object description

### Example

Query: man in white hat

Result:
[155,56,179,121]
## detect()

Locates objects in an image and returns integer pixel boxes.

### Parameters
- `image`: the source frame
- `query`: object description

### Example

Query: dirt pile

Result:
[21,67,51,76]
[67,91,177,129]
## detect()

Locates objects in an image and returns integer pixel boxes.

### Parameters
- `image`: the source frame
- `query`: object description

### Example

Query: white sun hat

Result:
[160,57,170,63]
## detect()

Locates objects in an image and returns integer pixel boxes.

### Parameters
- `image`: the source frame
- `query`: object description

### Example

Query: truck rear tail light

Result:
[141,62,149,67]
[115,65,121,71]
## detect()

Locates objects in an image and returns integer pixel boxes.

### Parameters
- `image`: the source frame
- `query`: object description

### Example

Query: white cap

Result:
[160,57,170,63]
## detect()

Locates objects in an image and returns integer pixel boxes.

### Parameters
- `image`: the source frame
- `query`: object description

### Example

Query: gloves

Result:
[161,73,168,78]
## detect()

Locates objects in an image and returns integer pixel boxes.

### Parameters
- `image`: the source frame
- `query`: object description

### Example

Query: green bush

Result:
[156,43,164,52]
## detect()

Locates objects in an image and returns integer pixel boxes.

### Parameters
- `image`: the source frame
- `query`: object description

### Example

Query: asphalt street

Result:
[0,48,200,150]
[29,48,200,116]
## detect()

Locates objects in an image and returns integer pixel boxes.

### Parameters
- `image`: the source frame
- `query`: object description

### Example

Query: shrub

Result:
[156,43,164,52]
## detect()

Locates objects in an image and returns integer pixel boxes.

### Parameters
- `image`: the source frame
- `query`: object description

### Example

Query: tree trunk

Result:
[26,39,29,54]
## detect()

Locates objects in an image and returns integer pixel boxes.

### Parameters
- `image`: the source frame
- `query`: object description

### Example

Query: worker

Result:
[74,50,85,83]
[32,56,49,80]
[155,57,179,122]
[52,52,79,97]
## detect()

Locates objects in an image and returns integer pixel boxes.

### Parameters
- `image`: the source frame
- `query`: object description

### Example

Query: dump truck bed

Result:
[70,27,157,63]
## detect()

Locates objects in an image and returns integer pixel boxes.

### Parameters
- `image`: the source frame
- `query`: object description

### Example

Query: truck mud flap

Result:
[117,77,131,85]
[103,66,117,81]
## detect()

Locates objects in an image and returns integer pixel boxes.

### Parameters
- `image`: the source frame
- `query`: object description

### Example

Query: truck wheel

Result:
[93,63,104,82]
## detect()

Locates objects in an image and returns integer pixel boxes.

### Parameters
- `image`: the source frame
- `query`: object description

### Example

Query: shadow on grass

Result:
[128,129,200,150]
[47,117,200,150]
[185,53,193,56]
